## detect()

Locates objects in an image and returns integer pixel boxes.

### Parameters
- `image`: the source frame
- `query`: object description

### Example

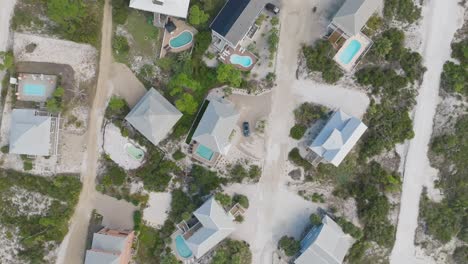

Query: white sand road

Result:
[0,0,16,52]
[390,1,465,263]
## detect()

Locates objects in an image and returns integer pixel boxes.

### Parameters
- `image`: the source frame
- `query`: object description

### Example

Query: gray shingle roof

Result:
[192,99,239,155]
[129,0,191,18]
[309,110,367,167]
[125,88,182,146]
[210,0,267,47]
[332,0,381,36]
[295,216,353,264]
[85,231,129,264]
[186,197,235,259]
[9,109,51,156]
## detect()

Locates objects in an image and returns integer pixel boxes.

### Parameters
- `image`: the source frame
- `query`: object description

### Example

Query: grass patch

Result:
[126,10,159,57]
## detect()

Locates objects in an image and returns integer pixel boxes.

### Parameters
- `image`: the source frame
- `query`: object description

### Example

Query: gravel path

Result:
[390,1,465,263]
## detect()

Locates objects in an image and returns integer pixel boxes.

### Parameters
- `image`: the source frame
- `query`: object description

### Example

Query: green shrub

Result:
[214,192,232,207]
[112,0,130,25]
[172,149,186,160]
[278,236,300,256]
[336,217,363,240]
[190,164,223,195]
[23,161,33,171]
[384,0,421,24]
[290,124,307,139]
[453,246,468,264]
[217,64,242,87]
[112,35,130,61]
[133,210,142,231]
[212,239,252,264]
[248,165,261,180]
[235,215,244,223]
[302,40,343,83]
[309,213,322,225]
[233,194,249,209]
[294,103,328,126]
[271,16,279,26]
[1,145,9,153]
[188,5,209,26]
[288,148,312,171]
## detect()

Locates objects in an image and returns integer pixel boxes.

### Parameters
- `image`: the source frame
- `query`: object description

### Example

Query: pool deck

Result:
[160,19,197,58]
[219,45,257,71]
[16,73,57,102]
[333,33,372,72]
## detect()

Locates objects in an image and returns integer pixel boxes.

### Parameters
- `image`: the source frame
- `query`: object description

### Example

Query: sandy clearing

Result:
[13,33,98,84]
[109,62,147,107]
[103,123,145,170]
[390,1,465,263]
[143,192,172,227]
[293,80,369,118]
[94,192,137,230]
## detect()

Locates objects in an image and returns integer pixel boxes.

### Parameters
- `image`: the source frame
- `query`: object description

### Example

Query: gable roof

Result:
[295,216,352,264]
[129,0,191,18]
[191,99,239,155]
[125,88,182,146]
[85,231,130,264]
[309,110,367,167]
[332,0,381,36]
[9,109,51,156]
[210,0,266,47]
[185,197,235,259]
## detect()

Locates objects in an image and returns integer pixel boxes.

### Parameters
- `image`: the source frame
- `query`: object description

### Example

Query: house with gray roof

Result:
[295,215,353,264]
[330,0,382,37]
[9,109,52,156]
[210,0,267,50]
[308,110,367,167]
[125,88,182,146]
[85,228,135,264]
[191,98,239,158]
[184,197,235,259]
[129,0,191,27]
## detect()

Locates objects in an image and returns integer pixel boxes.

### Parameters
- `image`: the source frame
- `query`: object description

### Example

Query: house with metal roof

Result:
[308,110,367,167]
[9,109,53,156]
[85,228,135,264]
[125,88,182,146]
[176,197,235,260]
[330,0,382,38]
[210,0,267,50]
[129,0,191,18]
[190,97,239,163]
[295,215,353,264]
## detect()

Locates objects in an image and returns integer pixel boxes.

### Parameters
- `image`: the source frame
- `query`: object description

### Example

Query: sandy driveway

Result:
[109,62,147,107]
[390,1,465,263]
[0,0,16,52]
[56,0,116,263]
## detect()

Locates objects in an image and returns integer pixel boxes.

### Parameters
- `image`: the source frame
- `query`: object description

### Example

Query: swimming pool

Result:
[175,235,193,259]
[230,54,253,68]
[196,144,214,161]
[169,31,193,49]
[125,143,144,161]
[23,83,46,96]
[339,39,362,65]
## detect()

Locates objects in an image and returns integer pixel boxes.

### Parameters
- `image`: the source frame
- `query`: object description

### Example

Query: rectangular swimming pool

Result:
[339,39,362,65]
[23,83,46,96]
[196,144,214,161]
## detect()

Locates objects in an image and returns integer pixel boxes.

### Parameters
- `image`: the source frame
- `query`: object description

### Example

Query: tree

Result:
[191,165,223,195]
[169,73,201,96]
[175,93,199,114]
[309,213,322,226]
[217,64,242,87]
[161,253,181,264]
[188,5,209,26]
[290,124,307,139]
[108,96,126,112]
[302,40,343,83]
[212,239,252,264]
[278,236,300,256]
[215,193,232,207]
[233,194,249,209]
[372,37,392,58]
[0,51,14,71]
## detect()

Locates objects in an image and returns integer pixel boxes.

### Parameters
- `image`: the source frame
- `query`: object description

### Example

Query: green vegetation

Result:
[189,5,209,26]
[453,246,468,264]
[419,115,468,243]
[172,149,186,160]
[1,145,9,154]
[302,40,343,83]
[0,171,81,263]
[309,213,322,226]
[288,148,312,171]
[294,103,328,126]
[383,0,421,24]
[112,0,130,25]
[190,164,224,195]
[336,217,363,240]
[278,236,300,256]
[228,163,262,183]
[441,40,468,95]
[112,35,130,63]
[217,64,242,87]
[255,14,266,26]
[363,15,383,36]
[233,194,249,209]
[125,10,159,56]
[215,192,232,207]
[23,160,33,171]
[289,124,307,139]
[212,239,252,264]
[46,87,65,113]
[0,51,14,71]
[136,148,181,192]
[268,27,279,60]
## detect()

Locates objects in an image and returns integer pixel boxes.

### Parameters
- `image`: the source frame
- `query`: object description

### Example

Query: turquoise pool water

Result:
[230,54,253,68]
[175,235,192,258]
[125,144,144,161]
[23,84,46,96]
[339,39,362,64]
[196,144,214,161]
[169,31,193,48]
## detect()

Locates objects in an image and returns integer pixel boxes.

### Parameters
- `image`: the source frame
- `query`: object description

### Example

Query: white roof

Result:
[191,99,239,155]
[84,251,120,264]
[9,109,51,156]
[125,88,182,146]
[129,0,191,18]
[309,110,367,166]
[295,216,353,264]
[186,197,235,259]
[332,0,381,36]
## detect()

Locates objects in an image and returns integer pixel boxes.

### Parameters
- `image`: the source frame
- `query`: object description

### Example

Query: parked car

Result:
[242,122,250,137]
[265,3,280,15]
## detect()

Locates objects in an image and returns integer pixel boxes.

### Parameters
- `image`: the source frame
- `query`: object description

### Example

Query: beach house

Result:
[125,88,182,146]
[129,0,191,27]
[307,110,367,167]
[295,215,353,264]
[84,228,135,264]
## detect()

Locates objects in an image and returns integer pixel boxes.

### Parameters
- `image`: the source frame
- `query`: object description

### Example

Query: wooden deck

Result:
[328,28,347,50]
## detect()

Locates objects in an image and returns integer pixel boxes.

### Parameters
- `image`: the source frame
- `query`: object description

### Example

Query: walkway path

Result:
[390,1,465,263]
[56,0,114,263]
